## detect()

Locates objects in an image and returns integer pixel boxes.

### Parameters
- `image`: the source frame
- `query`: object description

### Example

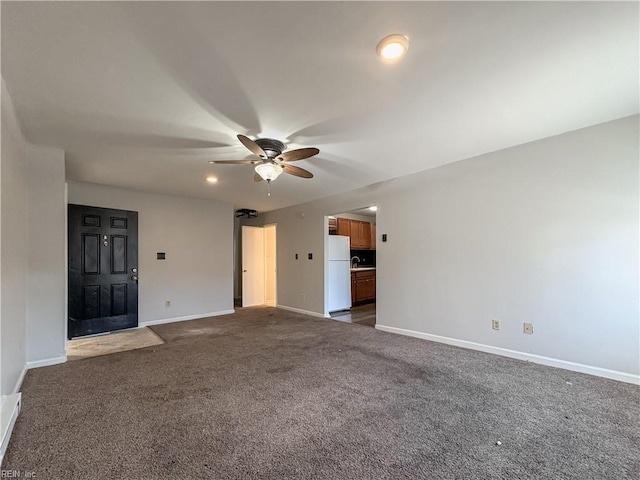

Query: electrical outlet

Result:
[492,319,500,330]
[523,322,533,335]
[301,293,306,302]
[165,300,171,308]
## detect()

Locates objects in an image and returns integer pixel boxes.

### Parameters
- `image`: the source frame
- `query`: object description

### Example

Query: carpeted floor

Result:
[4,307,639,479]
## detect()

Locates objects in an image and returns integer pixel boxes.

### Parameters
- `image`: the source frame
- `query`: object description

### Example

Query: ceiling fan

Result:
[209,135,320,195]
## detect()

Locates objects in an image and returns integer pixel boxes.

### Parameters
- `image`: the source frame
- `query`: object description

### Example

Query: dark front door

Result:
[68,204,139,339]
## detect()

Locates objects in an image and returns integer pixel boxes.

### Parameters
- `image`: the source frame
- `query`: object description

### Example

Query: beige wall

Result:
[68,182,234,324]
[26,144,66,365]
[1,80,28,394]
[1,81,67,394]
[249,116,639,379]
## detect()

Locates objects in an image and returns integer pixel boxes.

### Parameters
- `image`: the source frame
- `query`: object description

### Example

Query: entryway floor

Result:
[67,327,164,361]
[331,303,376,327]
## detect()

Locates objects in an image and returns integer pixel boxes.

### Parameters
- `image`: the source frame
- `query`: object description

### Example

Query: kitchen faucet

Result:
[351,256,360,268]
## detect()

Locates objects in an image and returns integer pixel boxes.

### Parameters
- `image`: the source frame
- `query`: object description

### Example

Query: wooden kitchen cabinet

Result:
[337,218,351,237]
[361,222,371,249]
[350,220,363,248]
[351,272,357,305]
[351,270,376,304]
[349,220,372,249]
[328,217,337,235]
[336,217,375,250]
[371,224,376,249]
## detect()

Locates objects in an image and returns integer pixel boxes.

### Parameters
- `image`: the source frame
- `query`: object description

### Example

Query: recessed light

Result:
[369,206,378,212]
[206,176,218,184]
[376,34,409,60]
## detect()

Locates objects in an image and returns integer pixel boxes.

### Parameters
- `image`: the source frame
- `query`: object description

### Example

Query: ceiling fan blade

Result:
[208,160,260,165]
[253,172,264,182]
[277,147,320,162]
[283,164,314,179]
[237,134,267,158]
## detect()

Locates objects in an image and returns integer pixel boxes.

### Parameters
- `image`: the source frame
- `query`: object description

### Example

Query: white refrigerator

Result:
[327,235,352,312]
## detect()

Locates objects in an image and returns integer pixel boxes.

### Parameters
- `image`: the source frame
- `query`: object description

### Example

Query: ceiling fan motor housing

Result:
[255,138,285,159]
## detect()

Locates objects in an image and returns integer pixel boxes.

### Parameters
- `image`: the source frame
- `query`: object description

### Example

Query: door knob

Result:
[131,275,138,282]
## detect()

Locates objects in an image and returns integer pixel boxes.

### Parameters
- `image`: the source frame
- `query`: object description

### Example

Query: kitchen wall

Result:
[68,182,234,325]
[331,212,375,224]
[248,115,639,381]
[350,250,376,267]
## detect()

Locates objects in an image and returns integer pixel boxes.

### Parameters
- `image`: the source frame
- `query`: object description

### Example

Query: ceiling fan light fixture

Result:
[377,34,409,60]
[255,163,283,182]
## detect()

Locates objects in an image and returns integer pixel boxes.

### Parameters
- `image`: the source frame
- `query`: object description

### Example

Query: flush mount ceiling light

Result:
[376,34,409,61]
[205,176,218,183]
[369,206,378,212]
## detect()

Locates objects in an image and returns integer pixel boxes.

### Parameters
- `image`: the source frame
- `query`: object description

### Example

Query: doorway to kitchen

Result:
[325,206,377,327]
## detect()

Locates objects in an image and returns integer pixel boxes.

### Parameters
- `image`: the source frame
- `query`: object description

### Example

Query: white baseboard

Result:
[276,305,326,319]
[10,356,67,395]
[12,367,27,395]
[375,324,640,385]
[27,356,67,370]
[140,309,235,327]
[0,393,21,467]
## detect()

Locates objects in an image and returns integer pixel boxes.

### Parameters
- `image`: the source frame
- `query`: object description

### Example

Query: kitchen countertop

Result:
[351,267,376,272]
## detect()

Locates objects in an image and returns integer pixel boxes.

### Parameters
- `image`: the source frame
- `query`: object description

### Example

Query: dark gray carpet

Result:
[4,307,639,479]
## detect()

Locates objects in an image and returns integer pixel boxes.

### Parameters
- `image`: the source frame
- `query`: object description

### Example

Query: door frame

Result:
[67,203,139,338]
[241,223,278,307]
[324,210,378,321]
[241,225,265,307]
[264,224,277,306]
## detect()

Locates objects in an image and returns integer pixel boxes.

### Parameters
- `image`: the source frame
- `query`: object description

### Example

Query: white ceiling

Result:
[2,2,638,212]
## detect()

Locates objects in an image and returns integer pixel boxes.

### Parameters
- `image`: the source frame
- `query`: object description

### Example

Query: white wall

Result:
[251,116,639,379]
[67,182,234,324]
[1,81,68,388]
[26,144,66,365]
[377,116,638,378]
[1,80,28,395]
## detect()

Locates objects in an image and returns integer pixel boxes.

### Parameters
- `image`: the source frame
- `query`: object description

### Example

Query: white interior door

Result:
[242,226,265,307]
